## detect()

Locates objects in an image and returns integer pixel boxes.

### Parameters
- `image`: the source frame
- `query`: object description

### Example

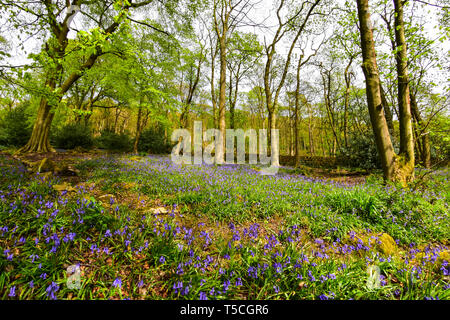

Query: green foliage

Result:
[138,125,172,154]
[428,114,450,163]
[340,133,381,170]
[95,130,132,152]
[0,104,32,147]
[51,123,94,150]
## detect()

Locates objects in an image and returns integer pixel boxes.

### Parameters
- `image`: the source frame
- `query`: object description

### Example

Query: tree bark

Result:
[210,40,219,129]
[213,1,230,164]
[294,56,302,166]
[217,34,227,164]
[380,83,395,136]
[19,98,55,153]
[308,103,315,156]
[356,0,396,181]
[343,57,354,148]
[410,92,431,168]
[393,0,415,180]
[133,99,143,154]
[356,0,415,185]
[321,69,340,154]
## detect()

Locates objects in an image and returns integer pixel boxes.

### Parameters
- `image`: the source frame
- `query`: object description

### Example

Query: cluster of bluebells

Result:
[0,155,449,300]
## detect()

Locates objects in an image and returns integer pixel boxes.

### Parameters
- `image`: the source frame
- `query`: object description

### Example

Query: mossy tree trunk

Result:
[18,98,56,153]
[356,0,415,186]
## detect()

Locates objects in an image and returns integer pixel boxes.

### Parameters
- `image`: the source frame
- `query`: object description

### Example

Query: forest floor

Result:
[0,151,448,300]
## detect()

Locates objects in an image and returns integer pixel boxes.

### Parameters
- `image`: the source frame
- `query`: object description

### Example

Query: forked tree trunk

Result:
[356,0,414,186]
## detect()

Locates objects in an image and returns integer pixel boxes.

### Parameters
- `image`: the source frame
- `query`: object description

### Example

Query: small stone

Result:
[52,183,76,193]
[377,233,397,256]
[147,207,169,214]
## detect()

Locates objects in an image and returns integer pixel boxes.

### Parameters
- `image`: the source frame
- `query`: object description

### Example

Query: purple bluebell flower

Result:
[45,282,59,300]
[9,286,16,297]
[112,277,122,288]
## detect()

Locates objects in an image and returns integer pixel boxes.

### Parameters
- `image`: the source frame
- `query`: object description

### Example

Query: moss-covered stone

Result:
[52,183,76,193]
[437,250,449,264]
[342,231,398,256]
[377,233,397,256]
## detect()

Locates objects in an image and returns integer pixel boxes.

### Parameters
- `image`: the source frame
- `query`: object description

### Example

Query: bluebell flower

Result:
[223,280,230,292]
[112,277,122,288]
[176,263,184,275]
[9,286,16,297]
[173,281,183,294]
[45,282,59,300]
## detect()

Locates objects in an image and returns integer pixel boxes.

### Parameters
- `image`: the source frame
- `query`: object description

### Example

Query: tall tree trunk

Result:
[321,70,340,152]
[380,83,395,136]
[210,44,219,129]
[133,101,143,154]
[343,57,354,148]
[217,34,227,164]
[410,92,430,168]
[294,56,302,166]
[393,0,415,180]
[308,103,315,156]
[356,0,397,181]
[268,109,279,166]
[18,98,55,153]
[229,71,235,129]
[356,0,415,185]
